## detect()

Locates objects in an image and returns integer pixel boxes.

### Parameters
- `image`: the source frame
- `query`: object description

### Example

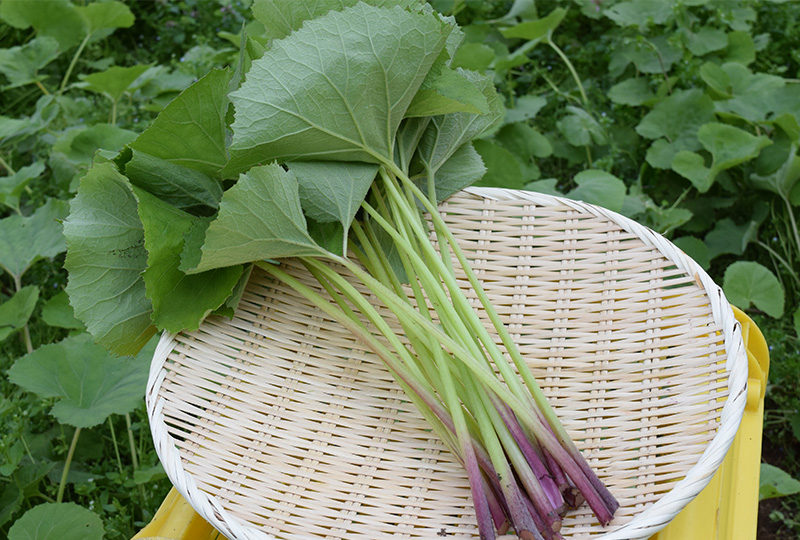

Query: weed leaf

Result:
[759,463,800,500]
[0,37,60,89]
[0,286,38,342]
[723,261,784,318]
[7,333,153,428]
[0,198,68,283]
[7,502,103,540]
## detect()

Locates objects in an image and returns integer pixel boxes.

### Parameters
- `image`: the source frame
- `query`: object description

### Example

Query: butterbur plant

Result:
[64,2,619,538]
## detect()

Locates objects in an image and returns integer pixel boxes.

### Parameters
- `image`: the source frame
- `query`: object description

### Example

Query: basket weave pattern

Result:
[147,188,747,540]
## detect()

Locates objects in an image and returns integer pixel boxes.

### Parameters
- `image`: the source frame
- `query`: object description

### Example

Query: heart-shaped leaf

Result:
[0,36,60,89]
[128,68,232,177]
[134,188,244,332]
[759,464,800,500]
[8,503,103,540]
[0,0,85,50]
[682,26,727,56]
[75,1,134,42]
[252,0,422,41]
[125,150,223,213]
[63,162,155,355]
[406,66,490,117]
[0,286,39,342]
[0,162,45,213]
[0,198,68,283]
[609,78,655,106]
[567,170,626,212]
[226,3,448,173]
[287,161,379,233]
[191,163,321,273]
[78,63,153,103]
[7,333,154,428]
[750,144,800,200]
[723,261,784,318]
[41,290,84,330]
[672,123,771,192]
[501,8,566,43]
[704,217,761,261]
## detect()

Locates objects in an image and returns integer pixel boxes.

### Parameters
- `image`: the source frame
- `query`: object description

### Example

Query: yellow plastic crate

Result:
[132,306,768,540]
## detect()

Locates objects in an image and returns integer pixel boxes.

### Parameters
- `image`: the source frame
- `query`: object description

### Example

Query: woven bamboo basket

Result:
[146,187,748,540]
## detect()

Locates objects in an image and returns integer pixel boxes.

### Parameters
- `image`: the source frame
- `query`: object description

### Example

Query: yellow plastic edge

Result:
[650,306,769,540]
[132,307,769,540]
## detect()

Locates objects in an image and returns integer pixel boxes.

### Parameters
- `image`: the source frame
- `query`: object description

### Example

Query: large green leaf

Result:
[682,26,728,56]
[426,142,485,202]
[252,0,422,41]
[75,1,134,42]
[287,161,378,232]
[405,66,490,117]
[0,162,45,213]
[0,0,85,50]
[41,290,84,330]
[134,188,243,332]
[53,124,137,165]
[413,69,503,176]
[603,0,672,29]
[750,144,800,200]
[128,68,231,177]
[0,37,60,89]
[77,63,152,103]
[501,8,566,43]
[0,286,38,342]
[226,3,449,174]
[557,107,607,147]
[473,139,526,190]
[704,217,760,261]
[0,198,68,283]
[7,333,153,428]
[8,503,103,540]
[759,463,800,500]
[567,170,626,212]
[715,63,785,123]
[671,123,771,192]
[125,150,223,213]
[723,261,784,318]
[637,89,715,169]
[191,163,321,273]
[63,163,155,355]
[608,78,655,106]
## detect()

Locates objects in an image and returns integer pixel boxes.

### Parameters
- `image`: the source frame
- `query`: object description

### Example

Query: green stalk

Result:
[547,39,588,106]
[59,34,91,94]
[126,413,147,504]
[108,417,124,476]
[784,196,800,262]
[0,154,16,176]
[57,428,81,503]
[12,274,33,354]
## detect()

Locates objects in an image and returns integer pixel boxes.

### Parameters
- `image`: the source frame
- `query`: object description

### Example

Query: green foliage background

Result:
[1,0,798,538]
